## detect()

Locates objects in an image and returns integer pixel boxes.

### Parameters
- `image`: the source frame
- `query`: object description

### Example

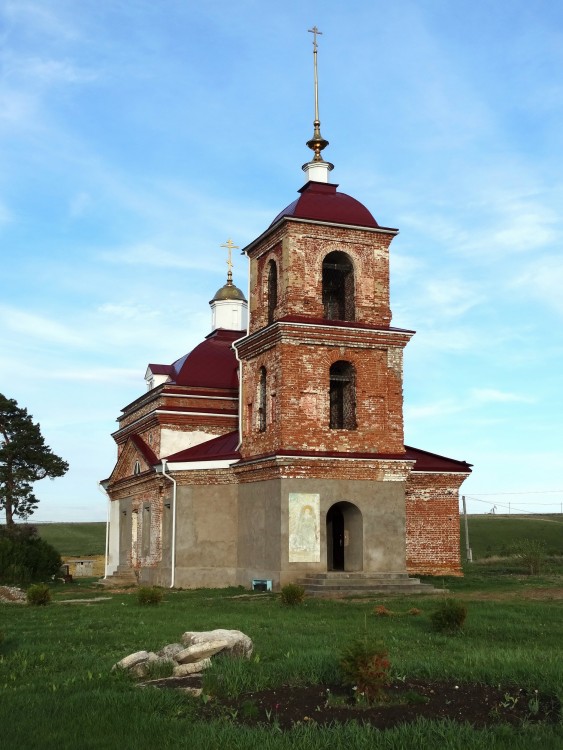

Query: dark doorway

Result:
[327,504,345,570]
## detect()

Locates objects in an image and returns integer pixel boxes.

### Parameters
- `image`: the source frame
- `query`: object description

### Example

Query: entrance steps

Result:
[97,564,138,588]
[299,571,442,597]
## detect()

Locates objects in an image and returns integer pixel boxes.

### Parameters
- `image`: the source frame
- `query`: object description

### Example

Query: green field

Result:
[461,514,563,559]
[35,522,106,556]
[32,514,563,561]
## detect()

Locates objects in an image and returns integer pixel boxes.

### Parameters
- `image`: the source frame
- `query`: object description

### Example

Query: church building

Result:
[102,36,471,591]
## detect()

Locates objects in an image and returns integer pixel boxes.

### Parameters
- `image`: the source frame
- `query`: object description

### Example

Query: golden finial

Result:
[306,26,329,162]
[220,239,239,285]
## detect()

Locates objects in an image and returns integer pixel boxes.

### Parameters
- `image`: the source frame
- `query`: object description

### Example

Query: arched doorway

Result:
[326,502,363,571]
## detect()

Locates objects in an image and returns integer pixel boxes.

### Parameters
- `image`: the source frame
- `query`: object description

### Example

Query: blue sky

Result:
[1,0,562,522]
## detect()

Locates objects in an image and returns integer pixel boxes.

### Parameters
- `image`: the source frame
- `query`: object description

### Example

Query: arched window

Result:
[258,366,267,432]
[267,260,278,324]
[133,460,141,475]
[329,361,356,430]
[322,251,355,321]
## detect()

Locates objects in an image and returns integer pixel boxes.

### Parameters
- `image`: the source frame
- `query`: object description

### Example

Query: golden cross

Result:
[308,25,322,51]
[220,238,239,280]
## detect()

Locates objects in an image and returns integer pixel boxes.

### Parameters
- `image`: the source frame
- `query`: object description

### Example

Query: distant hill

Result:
[35,522,106,556]
[31,514,562,560]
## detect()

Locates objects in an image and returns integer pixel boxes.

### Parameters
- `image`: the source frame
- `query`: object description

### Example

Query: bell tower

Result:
[233,29,415,586]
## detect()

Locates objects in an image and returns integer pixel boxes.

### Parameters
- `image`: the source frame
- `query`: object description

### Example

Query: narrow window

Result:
[329,361,356,429]
[133,460,141,475]
[322,251,355,321]
[267,260,278,324]
[258,366,267,432]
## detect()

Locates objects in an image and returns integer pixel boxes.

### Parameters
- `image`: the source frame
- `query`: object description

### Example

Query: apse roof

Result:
[271,181,381,229]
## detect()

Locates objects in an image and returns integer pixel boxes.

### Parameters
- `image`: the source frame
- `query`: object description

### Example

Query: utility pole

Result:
[462,495,473,562]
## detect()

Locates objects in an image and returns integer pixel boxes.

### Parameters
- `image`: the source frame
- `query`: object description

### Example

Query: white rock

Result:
[113,650,150,671]
[181,629,253,658]
[175,639,229,664]
[157,643,184,660]
[172,658,212,676]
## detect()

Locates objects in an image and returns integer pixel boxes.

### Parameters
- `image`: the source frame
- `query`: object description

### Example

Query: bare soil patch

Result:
[201,679,560,730]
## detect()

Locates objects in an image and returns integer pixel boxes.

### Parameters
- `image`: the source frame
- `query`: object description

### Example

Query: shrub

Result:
[339,639,391,702]
[136,586,163,606]
[430,598,467,633]
[279,583,305,606]
[510,538,546,575]
[0,525,61,584]
[26,583,51,606]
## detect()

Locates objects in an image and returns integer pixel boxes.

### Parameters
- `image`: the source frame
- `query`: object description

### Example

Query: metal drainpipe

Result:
[98,481,110,579]
[160,459,177,588]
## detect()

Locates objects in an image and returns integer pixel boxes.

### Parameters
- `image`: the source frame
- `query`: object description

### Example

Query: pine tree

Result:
[0,394,68,526]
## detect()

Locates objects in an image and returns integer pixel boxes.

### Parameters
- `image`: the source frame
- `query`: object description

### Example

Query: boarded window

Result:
[329,360,356,430]
[258,366,267,432]
[267,260,278,324]
[322,251,355,321]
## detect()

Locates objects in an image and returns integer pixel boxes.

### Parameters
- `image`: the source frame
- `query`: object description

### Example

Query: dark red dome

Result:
[172,329,241,389]
[271,181,379,229]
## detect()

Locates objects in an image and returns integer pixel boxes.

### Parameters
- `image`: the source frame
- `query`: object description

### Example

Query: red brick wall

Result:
[247,221,395,332]
[237,323,411,459]
[405,472,469,576]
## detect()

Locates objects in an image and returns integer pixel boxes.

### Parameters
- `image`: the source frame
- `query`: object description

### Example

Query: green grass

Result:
[35,522,106,556]
[461,514,563,560]
[1,577,562,749]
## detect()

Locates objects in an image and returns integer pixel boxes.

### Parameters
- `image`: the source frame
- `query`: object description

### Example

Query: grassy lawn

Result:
[1,565,562,749]
[2,518,562,748]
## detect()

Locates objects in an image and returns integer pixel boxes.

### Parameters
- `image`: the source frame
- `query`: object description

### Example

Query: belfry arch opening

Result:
[326,501,363,571]
[322,251,355,321]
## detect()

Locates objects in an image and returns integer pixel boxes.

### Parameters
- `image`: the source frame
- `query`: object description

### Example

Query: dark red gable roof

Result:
[166,430,240,462]
[404,446,472,473]
[147,364,174,376]
[130,434,158,465]
[164,432,471,474]
[171,329,243,390]
[271,181,380,229]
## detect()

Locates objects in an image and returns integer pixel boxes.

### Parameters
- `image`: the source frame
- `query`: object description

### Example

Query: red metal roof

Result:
[166,430,240,462]
[164,432,471,474]
[404,446,472,473]
[147,364,174,376]
[271,181,380,229]
[171,329,242,390]
[130,434,158,465]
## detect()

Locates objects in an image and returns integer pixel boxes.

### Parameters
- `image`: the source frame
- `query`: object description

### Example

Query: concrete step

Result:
[299,572,443,597]
[97,566,138,587]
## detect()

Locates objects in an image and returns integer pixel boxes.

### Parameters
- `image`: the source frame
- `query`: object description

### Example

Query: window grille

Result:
[329,361,356,429]
[322,251,355,321]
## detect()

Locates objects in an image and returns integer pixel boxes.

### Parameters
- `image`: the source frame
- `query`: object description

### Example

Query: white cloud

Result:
[0,306,84,347]
[510,255,563,317]
[471,388,535,405]
[46,366,140,384]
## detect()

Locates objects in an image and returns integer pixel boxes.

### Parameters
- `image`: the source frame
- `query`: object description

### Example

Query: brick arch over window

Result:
[258,366,267,432]
[267,259,278,324]
[329,360,357,430]
[322,251,355,321]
